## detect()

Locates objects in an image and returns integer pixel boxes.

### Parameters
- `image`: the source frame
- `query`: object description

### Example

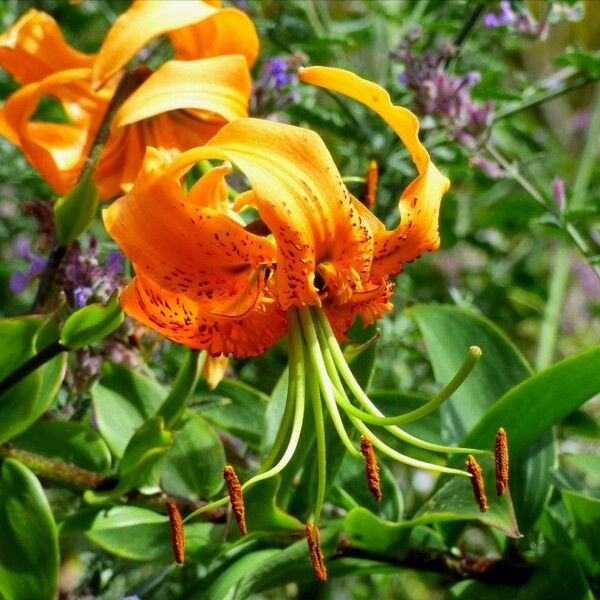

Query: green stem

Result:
[535,246,571,370]
[493,76,595,123]
[571,84,600,209]
[0,340,67,397]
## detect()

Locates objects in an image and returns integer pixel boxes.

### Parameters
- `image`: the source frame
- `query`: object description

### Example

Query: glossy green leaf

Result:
[263,367,288,454]
[12,420,111,474]
[53,169,99,244]
[60,293,123,350]
[161,413,226,501]
[197,378,269,449]
[344,507,411,556]
[84,417,172,505]
[60,505,217,562]
[0,459,59,600]
[562,489,600,577]
[0,316,65,443]
[414,455,521,538]
[410,304,531,442]
[157,349,203,428]
[92,363,165,458]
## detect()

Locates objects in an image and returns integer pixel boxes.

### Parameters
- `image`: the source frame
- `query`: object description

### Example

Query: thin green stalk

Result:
[315,309,484,456]
[535,246,571,370]
[571,84,600,209]
[299,308,360,458]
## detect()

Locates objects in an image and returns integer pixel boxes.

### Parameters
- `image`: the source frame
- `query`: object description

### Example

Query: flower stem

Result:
[0,340,67,397]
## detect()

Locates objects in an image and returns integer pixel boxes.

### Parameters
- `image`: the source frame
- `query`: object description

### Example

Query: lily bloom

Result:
[0,2,256,199]
[104,68,489,574]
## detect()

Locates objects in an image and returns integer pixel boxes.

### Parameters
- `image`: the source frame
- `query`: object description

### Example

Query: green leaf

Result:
[84,417,172,505]
[562,490,600,577]
[414,455,521,538]
[197,378,269,449]
[157,349,203,428]
[12,420,111,474]
[564,453,600,485]
[60,293,123,350]
[345,321,379,390]
[60,505,218,562]
[92,363,165,458]
[53,169,99,244]
[161,413,226,501]
[344,507,411,556]
[457,346,600,462]
[0,459,59,600]
[410,304,531,442]
[0,316,65,443]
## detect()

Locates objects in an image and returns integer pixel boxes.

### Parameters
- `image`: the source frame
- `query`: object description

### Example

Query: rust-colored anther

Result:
[223,465,247,534]
[360,435,382,503]
[363,159,379,209]
[465,455,488,513]
[495,427,509,496]
[305,522,328,582]
[166,501,185,564]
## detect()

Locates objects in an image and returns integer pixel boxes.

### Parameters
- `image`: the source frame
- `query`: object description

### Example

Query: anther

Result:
[166,501,185,564]
[363,159,378,209]
[305,522,327,582]
[465,455,488,513]
[495,427,509,496]
[360,435,382,503]
[224,465,247,534]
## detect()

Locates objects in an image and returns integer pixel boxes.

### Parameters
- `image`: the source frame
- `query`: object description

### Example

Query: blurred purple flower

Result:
[484,1,516,27]
[267,57,292,88]
[391,30,493,150]
[483,1,548,39]
[552,177,566,212]
[471,155,503,179]
[9,238,47,294]
[61,238,124,308]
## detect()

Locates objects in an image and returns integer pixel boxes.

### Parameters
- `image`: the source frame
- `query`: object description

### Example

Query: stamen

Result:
[360,435,382,503]
[363,159,378,209]
[224,465,247,534]
[495,427,509,496]
[166,501,185,564]
[305,522,327,582]
[465,455,488,513]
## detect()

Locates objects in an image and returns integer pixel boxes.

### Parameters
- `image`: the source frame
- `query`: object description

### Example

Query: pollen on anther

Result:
[166,500,185,564]
[363,159,378,209]
[223,465,247,534]
[305,522,327,582]
[495,427,509,496]
[360,435,382,503]
[465,455,488,513]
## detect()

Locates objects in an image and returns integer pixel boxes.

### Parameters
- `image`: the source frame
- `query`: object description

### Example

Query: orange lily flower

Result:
[0,3,256,199]
[105,68,490,577]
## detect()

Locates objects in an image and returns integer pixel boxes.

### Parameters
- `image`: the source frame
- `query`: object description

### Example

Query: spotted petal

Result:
[299,66,450,278]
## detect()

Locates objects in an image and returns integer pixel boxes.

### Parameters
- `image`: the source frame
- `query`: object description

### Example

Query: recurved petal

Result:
[92,0,258,87]
[102,147,276,316]
[187,163,232,212]
[203,118,374,310]
[112,56,251,129]
[0,9,93,85]
[121,273,287,357]
[299,67,450,276]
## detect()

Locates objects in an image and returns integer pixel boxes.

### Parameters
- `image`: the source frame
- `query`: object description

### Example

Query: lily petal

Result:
[103,147,277,317]
[0,9,93,85]
[112,56,251,129]
[121,272,286,357]
[92,0,258,87]
[298,66,450,277]
[200,118,374,310]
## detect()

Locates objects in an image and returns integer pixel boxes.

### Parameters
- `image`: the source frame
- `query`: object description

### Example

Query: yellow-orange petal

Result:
[202,355,229,390]
[298,66,450,277]
[120,272,286,357]
[0,9,93,85]
[112,56,251,130]
[187,163,232,212]
[103,147,277,316]
[200,118,374,310]
[0,68,105,195]
[92,0,258,88]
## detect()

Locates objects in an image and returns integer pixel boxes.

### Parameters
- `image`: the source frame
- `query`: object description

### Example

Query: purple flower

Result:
[106,251,123,275]
[552,177,566,212]
[267,57,291,88]
[9,238,47,294]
